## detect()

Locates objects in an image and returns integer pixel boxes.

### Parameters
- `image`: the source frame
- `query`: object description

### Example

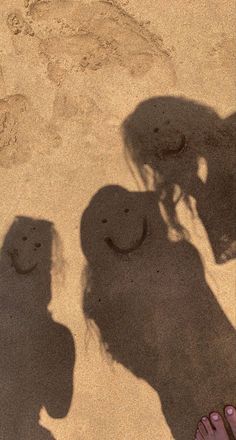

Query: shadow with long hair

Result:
[0,216,75,439]
[81,184,236,440]
[122,96,236,263]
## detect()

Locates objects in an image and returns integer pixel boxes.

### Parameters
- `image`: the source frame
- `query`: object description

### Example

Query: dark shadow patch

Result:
[105,217,148,255]
[0,216,75,440]
[81,177,235,438]
[122,96,236,263]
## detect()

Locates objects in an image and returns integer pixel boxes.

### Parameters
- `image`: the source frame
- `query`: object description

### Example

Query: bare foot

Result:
[196,412,229,439]
[225,406,236,438]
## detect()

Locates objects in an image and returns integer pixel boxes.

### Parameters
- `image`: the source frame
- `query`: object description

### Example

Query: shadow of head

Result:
[122,96,235,185]
[121,96,236,262]
[0,216,66,307]
[81,185,167,263]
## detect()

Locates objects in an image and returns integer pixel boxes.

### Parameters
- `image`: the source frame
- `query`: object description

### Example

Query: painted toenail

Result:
[212,413,219,421]
[202,417,207,421]
[226,407,234,415]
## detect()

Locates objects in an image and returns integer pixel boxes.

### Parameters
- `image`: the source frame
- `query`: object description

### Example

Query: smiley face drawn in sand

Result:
[9,248,38,274]
[81,186,156,265]
[104,216,148,255]
[8,225,43,275]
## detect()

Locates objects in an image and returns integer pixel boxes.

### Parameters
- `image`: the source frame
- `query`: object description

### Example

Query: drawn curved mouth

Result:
[158,134,187,160]
[104,217,148,255]
[9,249,37,275]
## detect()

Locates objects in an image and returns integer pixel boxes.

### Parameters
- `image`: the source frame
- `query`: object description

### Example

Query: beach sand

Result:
[0,1,235,439]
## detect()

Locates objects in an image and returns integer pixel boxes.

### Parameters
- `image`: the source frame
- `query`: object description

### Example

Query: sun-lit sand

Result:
[0,1,235,439]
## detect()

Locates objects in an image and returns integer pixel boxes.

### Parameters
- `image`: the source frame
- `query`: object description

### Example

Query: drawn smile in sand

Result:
[7,224,43,275]
[80,186,155,264]
[105,216,148,254]
[9,248,38,275]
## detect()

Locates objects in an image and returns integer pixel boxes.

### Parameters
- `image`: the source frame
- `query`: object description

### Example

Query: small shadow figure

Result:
[0,217,75,440]
[81,185,236,440]
[122,96,236,263]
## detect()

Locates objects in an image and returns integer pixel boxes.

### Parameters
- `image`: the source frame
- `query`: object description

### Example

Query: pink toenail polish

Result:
[226,407,234,415]
[212,414,219,421]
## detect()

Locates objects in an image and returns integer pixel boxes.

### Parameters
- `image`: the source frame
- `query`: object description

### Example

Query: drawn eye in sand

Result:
[103,210,148,255]
[8,234,42,275]
[152,124,187,160]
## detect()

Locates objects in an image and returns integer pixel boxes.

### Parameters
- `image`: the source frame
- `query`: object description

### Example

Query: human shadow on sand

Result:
[81,94,236,440]
[81,185,236,440]
[0,216,75,440]
[122,96,235,263]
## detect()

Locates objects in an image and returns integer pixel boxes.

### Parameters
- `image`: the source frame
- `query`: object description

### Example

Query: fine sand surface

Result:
[0,1,235,439]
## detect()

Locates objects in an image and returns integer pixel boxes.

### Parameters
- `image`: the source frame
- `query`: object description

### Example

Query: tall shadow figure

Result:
[81,98,236,438]
[122,97,236,263]
[0,217,75,439]
[81,186,235,438]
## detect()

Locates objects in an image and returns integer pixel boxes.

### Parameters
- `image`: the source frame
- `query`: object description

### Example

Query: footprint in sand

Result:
[22,0,175,84]
[0,94,61,168]
[7,9,34,36]
[52,92,78,123]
